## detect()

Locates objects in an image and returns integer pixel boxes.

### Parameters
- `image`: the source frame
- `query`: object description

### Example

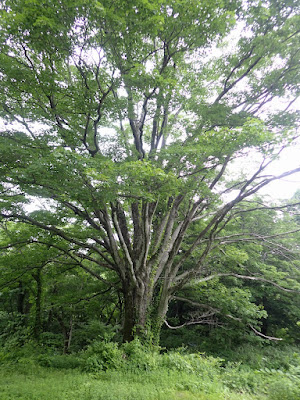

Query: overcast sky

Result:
[260,144,300,200]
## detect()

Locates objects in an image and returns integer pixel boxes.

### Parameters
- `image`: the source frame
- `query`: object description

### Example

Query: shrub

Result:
[37,354,82,369]
[74,320,121,350]
[227,344,300,371]
[267,378,300,400]
[121,339,159,371]
[0,342,44,365]
[0,311,31,350]
[83,341,123,372]
[161,351,195,373]
[222,363,263,393]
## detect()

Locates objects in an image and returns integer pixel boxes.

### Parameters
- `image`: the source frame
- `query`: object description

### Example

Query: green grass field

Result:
[0,343,299,400]
[0,365,267,400]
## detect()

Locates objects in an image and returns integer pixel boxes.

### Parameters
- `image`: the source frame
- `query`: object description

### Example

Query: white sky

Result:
[260,145,300,200]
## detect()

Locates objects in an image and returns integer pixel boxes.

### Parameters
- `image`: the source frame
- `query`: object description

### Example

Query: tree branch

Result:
[194,273,299,293]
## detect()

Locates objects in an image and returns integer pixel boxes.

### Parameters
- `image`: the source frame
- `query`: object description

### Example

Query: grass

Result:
[0,342,299,400]
[0,363,267,400]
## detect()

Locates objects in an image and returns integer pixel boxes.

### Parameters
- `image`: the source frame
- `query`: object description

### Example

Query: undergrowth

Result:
[0,340,299,400]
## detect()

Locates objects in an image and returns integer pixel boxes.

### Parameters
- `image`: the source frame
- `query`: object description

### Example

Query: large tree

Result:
[0,0,300,342]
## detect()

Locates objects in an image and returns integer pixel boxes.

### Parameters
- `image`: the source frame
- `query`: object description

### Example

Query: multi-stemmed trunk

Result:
[121,272,171,343]
[105,195,221,343]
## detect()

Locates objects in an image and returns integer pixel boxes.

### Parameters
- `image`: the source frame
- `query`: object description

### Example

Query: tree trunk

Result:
[55,311,73,354]
[122,277,171,344]
[122,279,154,342]
[123,289,136,342]
[17,282,27,314]
[32,268,43,340]
[151,287,171,345]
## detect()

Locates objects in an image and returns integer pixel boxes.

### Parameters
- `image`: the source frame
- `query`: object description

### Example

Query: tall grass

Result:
[0,340,299,400]
[0,364,266,400]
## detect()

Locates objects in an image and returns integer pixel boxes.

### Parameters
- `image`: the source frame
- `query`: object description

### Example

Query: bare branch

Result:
[164,317,219,330]
[249,325,283,341]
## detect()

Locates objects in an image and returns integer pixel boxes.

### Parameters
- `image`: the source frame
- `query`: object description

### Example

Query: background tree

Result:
[0,0,300,343]
[161,196,300,348]
[0,221,122,351]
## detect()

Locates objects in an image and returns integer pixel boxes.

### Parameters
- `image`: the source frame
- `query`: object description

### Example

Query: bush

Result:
[37,354,82,369]
[121,339,159,371]
[83,341,123,372]
[222,363,263,393]
[0,342,44,365]
[82,338,160,373]
[73,320,121,350]
[39,332,64,351]
[0,311,31,350]
[162,351,222,375]
[255,364,300,400]
[267,377,300,400]
[161,351,195,373]
[221,343,300,370]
